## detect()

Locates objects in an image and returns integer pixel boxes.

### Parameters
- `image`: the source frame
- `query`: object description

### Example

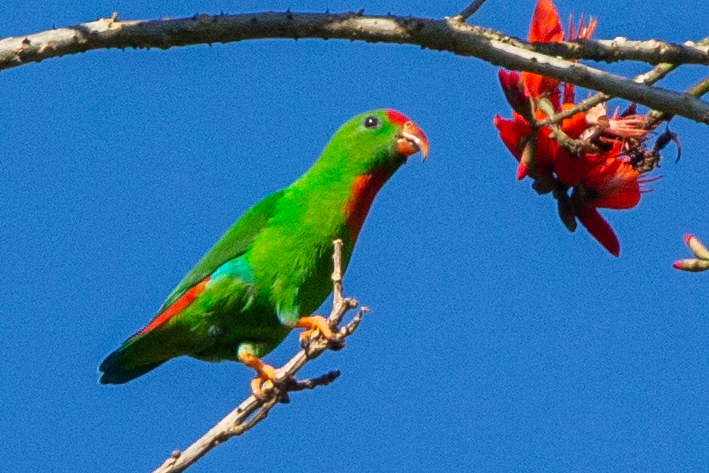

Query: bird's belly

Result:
[187,278,291,362]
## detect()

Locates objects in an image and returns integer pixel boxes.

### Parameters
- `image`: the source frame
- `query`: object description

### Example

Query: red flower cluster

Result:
[494,0,658,256]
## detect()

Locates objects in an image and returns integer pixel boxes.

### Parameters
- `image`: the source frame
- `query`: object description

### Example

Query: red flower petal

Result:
[493,114,530,161]
[521,0,564,100]
[560,104,586,139]
[577,206,620,256]
[552,150,600,186]
[563,82,575,105]
[498,70,528,113]
[528,0,564,43]
[581,152,641,209]
[533,127,559,167]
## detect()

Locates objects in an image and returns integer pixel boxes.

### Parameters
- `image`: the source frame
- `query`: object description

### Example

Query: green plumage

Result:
[99,110,425,384]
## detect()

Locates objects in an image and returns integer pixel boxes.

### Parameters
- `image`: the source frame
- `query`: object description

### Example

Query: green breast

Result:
[245,182,355,323]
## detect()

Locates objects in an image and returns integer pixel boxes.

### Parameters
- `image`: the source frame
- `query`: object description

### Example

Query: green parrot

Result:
[99,109,428,395]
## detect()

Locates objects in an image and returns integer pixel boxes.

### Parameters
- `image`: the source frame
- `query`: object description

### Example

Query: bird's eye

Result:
[363,115,380,129]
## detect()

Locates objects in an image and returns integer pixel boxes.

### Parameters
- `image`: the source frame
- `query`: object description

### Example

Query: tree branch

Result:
[646,71,709,127]
[151,239,367,473]
[2,12,709,123]
[527,37,709,66]
[536,62,680,128]
[537,38,709,129]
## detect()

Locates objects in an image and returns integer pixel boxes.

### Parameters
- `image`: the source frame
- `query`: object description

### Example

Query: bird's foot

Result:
[296,315,344,351]
[250,367,277,401]
[238,349,278,401]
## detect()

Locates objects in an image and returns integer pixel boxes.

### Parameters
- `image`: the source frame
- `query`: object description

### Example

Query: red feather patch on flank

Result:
[385,109,410,127]
[137,276,210,335]
[344,170,390,242]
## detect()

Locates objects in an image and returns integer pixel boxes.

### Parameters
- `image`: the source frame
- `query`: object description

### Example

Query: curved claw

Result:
[299,329,314,349]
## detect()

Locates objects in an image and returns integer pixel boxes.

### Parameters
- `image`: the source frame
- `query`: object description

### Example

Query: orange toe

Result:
[250,376,274,401]
[295,315,344,350]
[238,349,278,399]
[296,315,336,341]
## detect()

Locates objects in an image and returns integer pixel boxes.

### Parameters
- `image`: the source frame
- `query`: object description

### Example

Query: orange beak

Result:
[396,120,429,162]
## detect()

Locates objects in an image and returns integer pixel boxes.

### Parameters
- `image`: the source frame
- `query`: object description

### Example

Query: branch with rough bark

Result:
[1,11,709,123]
[151,240,367,473]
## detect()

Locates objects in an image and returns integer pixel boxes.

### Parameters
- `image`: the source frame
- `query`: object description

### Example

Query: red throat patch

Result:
[344,170,390,242]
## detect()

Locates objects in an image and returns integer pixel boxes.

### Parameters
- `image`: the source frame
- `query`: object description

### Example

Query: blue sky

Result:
[2,0,709,471]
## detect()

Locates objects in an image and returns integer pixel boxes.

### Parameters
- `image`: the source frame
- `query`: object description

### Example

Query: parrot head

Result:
[319,109,429,177]
[306,109,428,243]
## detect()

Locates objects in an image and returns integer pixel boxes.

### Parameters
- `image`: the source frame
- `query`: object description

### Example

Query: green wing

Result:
[158,189,284,313]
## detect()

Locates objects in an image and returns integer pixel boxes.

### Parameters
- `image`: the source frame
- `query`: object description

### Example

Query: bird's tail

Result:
[98,325,186,384]
[98,342,166,384]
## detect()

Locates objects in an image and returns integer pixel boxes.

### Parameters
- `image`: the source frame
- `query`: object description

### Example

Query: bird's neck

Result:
[290,147,400,246]
[342,169,392,243]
